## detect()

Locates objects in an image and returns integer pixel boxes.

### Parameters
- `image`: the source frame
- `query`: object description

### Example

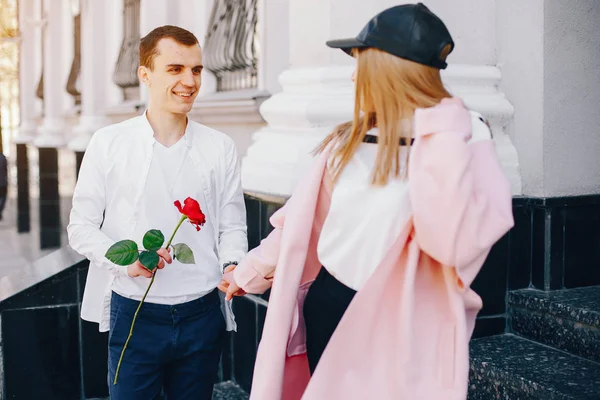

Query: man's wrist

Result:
[222,261,238,272]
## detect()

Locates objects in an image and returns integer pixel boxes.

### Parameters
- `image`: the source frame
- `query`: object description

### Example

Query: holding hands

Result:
[218,264,247,300]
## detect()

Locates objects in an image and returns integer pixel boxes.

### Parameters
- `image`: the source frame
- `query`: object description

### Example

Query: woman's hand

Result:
[218,264,247,300]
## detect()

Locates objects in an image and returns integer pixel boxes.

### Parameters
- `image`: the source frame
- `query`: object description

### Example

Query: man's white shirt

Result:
[68,112,248,332]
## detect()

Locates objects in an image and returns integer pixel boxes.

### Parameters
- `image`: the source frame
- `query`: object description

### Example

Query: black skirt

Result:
[303,266,357,374]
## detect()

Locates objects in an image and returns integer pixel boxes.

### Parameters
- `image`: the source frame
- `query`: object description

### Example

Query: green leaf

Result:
[105,240,139,266]
[139,251,160,272]
[172,243,195,264]
[143,229,164,251]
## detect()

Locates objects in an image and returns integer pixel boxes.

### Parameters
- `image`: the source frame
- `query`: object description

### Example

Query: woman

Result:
[221,4,514,399]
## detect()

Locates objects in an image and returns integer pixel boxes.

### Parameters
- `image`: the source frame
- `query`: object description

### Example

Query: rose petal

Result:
[174,200,184,214]
[175,198,206,231]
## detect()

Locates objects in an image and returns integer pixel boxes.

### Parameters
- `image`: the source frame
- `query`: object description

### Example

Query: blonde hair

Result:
[316,46,452,185]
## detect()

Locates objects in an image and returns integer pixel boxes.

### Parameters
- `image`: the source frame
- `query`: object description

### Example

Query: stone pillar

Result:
[16,0,40,145]
[241,0,521,197]
[256,0,289,95]
[15,0,43,233]
[68,0,113,172]
[138,0,180,105]
[34,0,70,249]
[139,0,180,37]
[34,0,68,147]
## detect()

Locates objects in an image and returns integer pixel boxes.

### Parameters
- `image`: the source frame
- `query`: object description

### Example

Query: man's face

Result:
[139,38,203,115]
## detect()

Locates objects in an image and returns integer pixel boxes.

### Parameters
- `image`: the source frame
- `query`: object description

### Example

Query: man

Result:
[68,25,247,399]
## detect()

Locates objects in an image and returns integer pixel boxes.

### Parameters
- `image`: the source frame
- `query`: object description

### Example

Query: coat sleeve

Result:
[231,147,334,294]
[67,130,129,277]
[218,139,248,267]
[232,204,287,294]
[408,98,514,288]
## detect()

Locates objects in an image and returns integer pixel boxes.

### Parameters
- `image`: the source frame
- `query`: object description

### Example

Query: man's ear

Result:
[138,66,150,87]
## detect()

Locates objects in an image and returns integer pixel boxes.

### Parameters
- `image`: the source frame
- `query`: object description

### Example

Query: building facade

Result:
[6,0,600,398]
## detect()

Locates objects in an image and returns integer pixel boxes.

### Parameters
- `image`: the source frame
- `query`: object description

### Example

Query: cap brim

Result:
[326,38,369,56]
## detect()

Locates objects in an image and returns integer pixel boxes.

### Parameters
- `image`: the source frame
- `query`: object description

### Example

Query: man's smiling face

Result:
[139,38,203,115]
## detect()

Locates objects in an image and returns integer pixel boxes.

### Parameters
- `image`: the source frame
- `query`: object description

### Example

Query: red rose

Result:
[174,197,206,231]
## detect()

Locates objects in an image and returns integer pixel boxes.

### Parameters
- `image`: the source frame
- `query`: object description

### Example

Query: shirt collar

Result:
[140,109,194,148]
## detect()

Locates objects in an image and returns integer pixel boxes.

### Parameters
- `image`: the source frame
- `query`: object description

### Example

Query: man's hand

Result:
[127,248,172,278]
[218,264,246,300]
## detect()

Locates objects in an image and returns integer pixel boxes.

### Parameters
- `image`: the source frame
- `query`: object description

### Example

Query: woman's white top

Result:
[317,112,492,291]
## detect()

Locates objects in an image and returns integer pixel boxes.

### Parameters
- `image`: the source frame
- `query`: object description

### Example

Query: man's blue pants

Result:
[108,289,225,400]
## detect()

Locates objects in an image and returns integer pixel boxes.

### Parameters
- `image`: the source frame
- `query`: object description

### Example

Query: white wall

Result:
[288,0,332,67]
[543,0,600,196]
[496,0,545,196]
[498,0,600,197]
[258,0,290,94]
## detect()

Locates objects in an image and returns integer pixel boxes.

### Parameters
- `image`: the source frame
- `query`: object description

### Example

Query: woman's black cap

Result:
[326,3,454,69]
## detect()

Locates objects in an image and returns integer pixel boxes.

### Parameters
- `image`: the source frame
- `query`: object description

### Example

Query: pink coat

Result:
[231,98,514,399]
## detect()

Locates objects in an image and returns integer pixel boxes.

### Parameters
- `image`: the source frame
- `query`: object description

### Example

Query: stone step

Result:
[87,381,248,400]
[508,286,600,363]
[469,334,600,400]
[212,381,249,400]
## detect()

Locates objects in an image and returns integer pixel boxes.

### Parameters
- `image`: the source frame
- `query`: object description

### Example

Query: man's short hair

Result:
[139,25,199,70]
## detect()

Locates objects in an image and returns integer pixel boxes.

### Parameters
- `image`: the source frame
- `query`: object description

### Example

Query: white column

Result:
[183,0,218,96]
[442,65,521,194]
[34,0,69,148]
[68,0,112,151]
[138,0,180,105]
[15,0,39,144]
[256,0,289,94]
[176,0,206,42]
[106,0,124,109]
[140,0,179,35]
[241,0,522,197]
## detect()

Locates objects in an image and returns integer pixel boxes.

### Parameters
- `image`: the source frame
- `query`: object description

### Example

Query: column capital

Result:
[241,66,354,197]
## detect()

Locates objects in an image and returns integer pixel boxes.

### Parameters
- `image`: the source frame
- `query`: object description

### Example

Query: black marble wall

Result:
[0,260,110,399]
[473,195,600,336]
[238,193,600,344]
[0,256,241,400]
[514,196,600,290]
